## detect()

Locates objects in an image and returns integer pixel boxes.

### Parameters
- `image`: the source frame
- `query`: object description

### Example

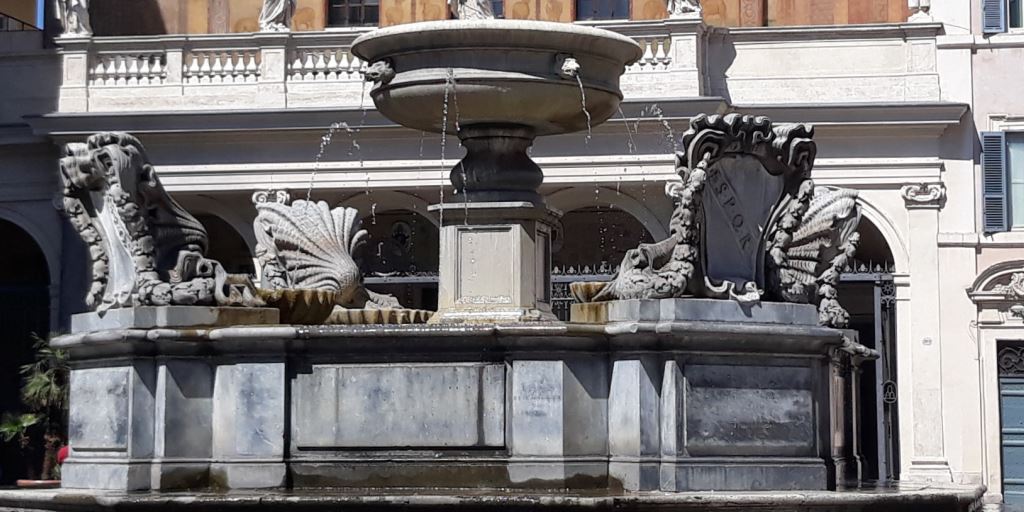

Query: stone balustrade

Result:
[56,20,943,113]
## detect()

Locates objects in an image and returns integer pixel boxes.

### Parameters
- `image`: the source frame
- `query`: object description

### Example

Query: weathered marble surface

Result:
[70,306,278,332]
[55,300,870,493]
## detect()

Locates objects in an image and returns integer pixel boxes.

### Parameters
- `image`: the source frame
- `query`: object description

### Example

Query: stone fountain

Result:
[352,18,642,324]
[0,15,984,512]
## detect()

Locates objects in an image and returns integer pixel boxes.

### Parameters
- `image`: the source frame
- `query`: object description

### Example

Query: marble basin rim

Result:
[351,19,643,136]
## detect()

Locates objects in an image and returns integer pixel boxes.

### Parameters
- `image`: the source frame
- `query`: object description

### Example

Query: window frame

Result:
[326,0,381,28]
[1007,133,1024,228]
[985,116,1024,235]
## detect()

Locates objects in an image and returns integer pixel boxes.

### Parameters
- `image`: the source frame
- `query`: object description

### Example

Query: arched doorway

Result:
[195,214,256,276]
[0,219,50,484]
[837,217,899,483]
[550,206,655,320]
[358,210,440,311]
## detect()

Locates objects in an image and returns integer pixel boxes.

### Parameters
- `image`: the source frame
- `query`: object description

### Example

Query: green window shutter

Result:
[982,131,1009,233]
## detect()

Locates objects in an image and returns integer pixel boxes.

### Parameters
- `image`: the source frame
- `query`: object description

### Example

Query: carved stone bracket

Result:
[900,183,945,209]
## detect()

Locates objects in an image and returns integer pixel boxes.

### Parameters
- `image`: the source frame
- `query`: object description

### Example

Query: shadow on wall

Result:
[705,34,737,103]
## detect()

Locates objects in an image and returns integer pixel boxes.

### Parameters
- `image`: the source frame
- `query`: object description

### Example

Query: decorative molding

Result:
[968,260,1024,325]
[996,273,1024,301]
[900,183,945,209]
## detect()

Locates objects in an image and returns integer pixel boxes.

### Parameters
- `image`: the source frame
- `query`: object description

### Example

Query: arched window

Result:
[575,0,630,20]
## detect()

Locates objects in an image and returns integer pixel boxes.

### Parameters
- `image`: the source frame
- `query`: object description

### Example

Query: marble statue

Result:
[252,191,400,309]
[259,0,294,31]
[573,114,861,327]
[667,0,700,18]
[56,0,91,37]
[59,132,262,311]
[448,0,495,20]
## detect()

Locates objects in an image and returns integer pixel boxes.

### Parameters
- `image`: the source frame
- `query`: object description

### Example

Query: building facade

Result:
[2,0,1024,507]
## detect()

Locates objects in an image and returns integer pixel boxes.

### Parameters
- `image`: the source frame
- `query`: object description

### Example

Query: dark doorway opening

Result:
[0,219,50,484]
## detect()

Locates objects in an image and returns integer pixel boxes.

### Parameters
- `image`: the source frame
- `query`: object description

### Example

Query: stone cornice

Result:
[27,100,969,138]
[710,22,944,42]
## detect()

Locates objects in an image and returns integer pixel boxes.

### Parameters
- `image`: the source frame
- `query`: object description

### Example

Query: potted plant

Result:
[0,334,68,488]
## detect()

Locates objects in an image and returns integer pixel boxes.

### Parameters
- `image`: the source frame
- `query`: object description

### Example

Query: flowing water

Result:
[574,75,592,146]
[439,69,452,227]
[307,121,343,203]
[446,68,470,225]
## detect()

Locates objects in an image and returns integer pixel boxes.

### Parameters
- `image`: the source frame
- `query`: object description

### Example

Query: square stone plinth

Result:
[571,298,819,325]
[430,202,561,324]
[71,306,279,333]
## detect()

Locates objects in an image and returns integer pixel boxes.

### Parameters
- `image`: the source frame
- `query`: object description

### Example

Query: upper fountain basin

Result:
[351,20,643,136]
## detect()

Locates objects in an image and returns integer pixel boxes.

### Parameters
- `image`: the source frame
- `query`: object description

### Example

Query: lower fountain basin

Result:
[55,301,872,494]
[351,20,642,136]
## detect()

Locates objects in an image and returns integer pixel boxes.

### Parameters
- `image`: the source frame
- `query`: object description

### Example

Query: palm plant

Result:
[0,334,69,481]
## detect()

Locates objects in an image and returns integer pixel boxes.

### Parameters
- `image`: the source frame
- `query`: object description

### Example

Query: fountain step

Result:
[0,485,985,511]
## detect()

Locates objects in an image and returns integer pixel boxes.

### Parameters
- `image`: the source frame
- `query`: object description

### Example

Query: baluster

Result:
[115,55,128,85]
[312,51,327,80]
[641,39,654,67]
[104,56,117,86]
[290,53,303,80]
[91,58,106,85]
[338,51,351,78]
[223,51,237,83]
[152,54,165,83]
[210,52,223,84]
[302,52,316,80]
[185,54,198,83]
[138,55,151,85]
[326,50,339,80]
[654,39,667,68]
[199,54,211,84]
[127,56,140,85]
[245,53,259,82]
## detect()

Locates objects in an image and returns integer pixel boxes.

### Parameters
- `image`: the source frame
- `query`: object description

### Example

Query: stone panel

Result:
[234,364,285,456]
[68,367,131,452]
[293,363,505,448]
[155,360,213,459]
[456,227,515,305]
[510,358,608,457]
[684,364,815,457]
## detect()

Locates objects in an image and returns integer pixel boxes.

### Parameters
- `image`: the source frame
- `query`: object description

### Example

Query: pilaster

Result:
[56,36,90,112]
[900,185,953,482]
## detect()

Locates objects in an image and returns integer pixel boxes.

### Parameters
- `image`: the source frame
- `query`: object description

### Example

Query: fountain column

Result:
[351,20,642,324]
[429,124,562,323]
